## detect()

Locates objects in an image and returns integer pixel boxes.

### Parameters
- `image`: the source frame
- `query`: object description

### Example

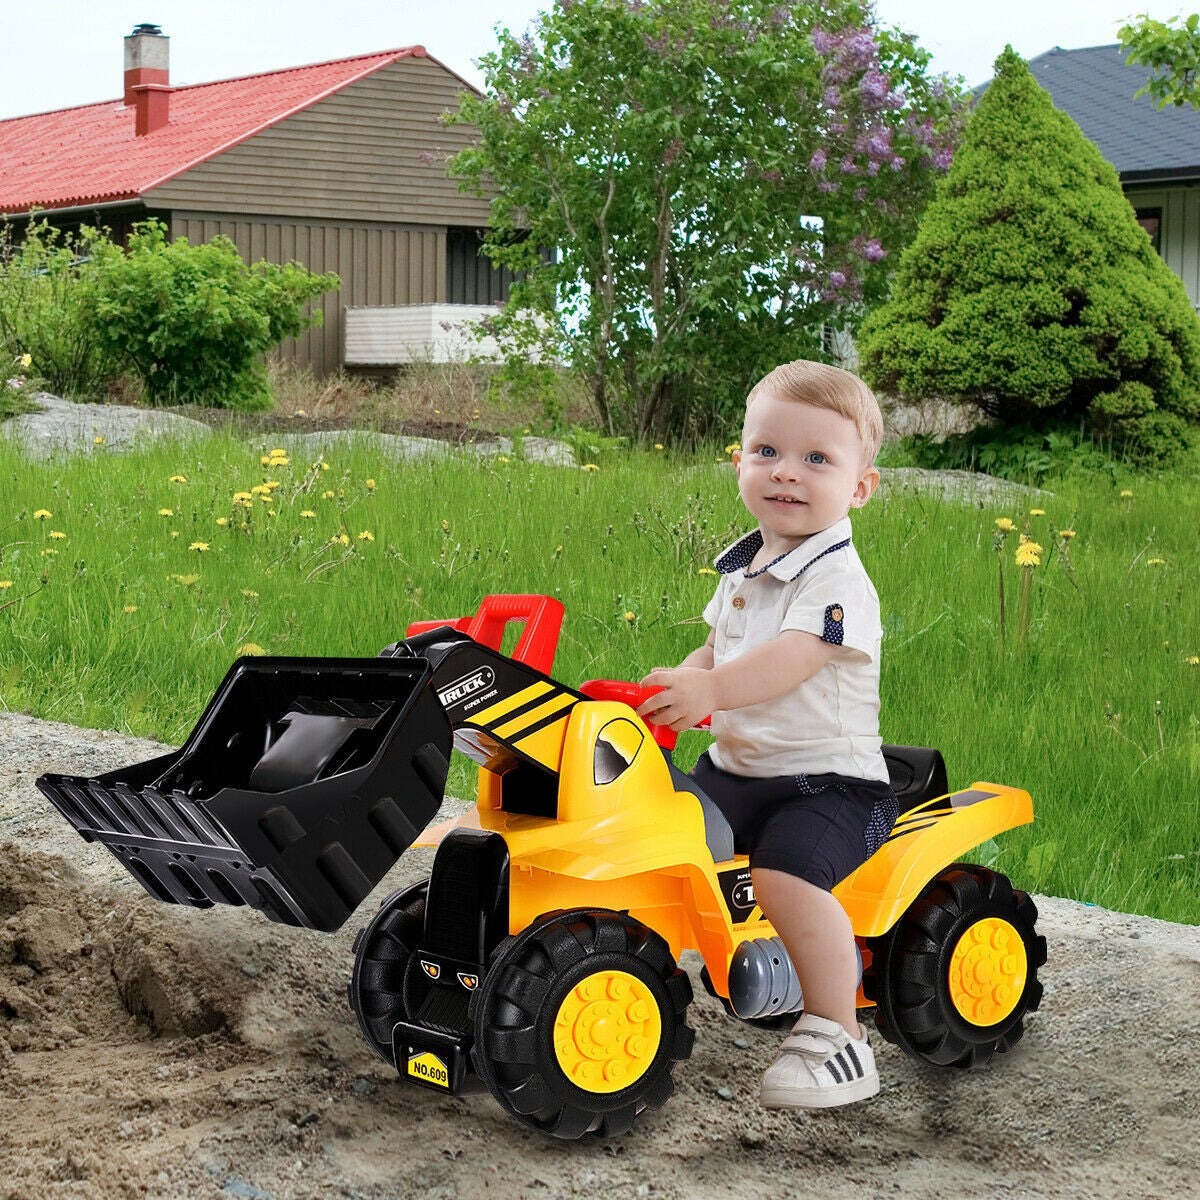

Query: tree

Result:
[1119,12,1200,109]
[448,0,962,440]
[88,221,338,410]
[856,47,1200,463]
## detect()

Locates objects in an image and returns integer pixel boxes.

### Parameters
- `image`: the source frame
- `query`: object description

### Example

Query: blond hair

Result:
[746,360,883,466]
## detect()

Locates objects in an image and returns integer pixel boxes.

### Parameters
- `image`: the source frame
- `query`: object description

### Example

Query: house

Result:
[1024,44,1200,306]
[0,25,516,374]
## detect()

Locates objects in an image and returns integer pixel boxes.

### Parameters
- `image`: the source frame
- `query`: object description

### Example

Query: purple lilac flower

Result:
[812,28,837,54]
[859,70,889,109]
[827,270,847,290]
[840,157,858,174]
[809,148,828,171]
[890,155,905,171]
[818,180,838,193]
[860,238,886,262]
[419,151,435,165]
[864,160,879,177]
[885,89,906,110]
[934,147,954,170]
[823,85,842,108]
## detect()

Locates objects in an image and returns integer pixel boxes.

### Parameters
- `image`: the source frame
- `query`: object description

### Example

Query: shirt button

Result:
[731,596,745,609]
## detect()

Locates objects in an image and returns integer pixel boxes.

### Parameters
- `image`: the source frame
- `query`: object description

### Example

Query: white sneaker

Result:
[760,1014,879,1109]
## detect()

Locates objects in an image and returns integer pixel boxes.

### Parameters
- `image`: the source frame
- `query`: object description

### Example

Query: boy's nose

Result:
[770,459,800,482]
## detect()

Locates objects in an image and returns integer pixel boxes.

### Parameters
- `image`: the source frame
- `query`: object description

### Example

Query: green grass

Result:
[2,433,1198,922]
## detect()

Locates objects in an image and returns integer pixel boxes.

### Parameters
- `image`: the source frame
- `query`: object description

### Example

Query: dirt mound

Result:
[2,711,1199,1200]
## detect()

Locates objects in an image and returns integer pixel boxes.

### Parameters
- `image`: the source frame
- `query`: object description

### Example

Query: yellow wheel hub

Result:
[947,916,1028,1026]
[552,969,662,1093]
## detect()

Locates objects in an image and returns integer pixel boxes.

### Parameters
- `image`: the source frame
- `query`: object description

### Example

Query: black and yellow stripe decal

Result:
[465,681,580,769]
[883,788,998,845]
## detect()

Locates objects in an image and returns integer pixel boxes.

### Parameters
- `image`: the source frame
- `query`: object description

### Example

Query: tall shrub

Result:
[0,221,119,400]
[857,46,1200,462]
[89,221,338,410]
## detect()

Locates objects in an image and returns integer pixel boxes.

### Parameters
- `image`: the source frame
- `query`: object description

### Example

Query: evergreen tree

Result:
[857,46,1200,462]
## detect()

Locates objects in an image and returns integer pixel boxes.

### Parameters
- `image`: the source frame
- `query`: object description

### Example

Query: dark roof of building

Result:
[1024,44,1200,183]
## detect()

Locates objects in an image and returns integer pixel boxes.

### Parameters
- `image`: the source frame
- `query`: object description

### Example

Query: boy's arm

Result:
[637,630,838,733]
[677,629,715,671]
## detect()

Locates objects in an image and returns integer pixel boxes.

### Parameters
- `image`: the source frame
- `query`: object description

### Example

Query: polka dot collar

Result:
[713,517,854,582]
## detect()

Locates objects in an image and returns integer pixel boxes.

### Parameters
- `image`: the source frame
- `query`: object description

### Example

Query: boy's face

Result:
[733,391,880,552]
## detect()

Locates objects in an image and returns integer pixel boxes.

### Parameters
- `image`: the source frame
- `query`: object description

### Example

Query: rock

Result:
[2,393,211,458]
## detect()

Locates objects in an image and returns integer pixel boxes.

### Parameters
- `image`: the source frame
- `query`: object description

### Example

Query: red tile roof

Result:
[0,47,426,214]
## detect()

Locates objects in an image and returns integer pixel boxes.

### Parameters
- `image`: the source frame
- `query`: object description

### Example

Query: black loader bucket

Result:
[35,656,452,931]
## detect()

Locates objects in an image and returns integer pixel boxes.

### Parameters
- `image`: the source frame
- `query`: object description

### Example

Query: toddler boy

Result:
[637,360,897,1109]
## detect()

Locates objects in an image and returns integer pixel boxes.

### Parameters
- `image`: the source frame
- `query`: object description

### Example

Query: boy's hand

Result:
[636,667,717,733]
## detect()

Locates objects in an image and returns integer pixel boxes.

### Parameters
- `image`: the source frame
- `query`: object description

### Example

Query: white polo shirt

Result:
[702,517,888,782]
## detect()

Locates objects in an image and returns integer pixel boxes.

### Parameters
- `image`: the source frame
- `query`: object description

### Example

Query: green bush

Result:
[89,221,338,410]
[857,46,1200,464]
[0,220,120,401]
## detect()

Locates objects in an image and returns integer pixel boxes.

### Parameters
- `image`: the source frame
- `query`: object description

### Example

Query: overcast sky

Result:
[0,1,1155,118]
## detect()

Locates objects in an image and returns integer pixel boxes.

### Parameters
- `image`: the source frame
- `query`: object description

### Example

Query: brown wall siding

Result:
[171,213,444,374]
[148,57,492,227]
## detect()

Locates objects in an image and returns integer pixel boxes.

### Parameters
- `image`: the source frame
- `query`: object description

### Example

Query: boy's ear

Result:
[849,465,881,509]
[732,448,742,477]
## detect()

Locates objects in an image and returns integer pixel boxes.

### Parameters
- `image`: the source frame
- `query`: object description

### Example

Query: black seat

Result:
[882,744,949,812]
[665,758,736,863]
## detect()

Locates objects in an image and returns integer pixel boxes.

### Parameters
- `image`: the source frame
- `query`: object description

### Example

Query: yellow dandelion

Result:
[169,474,187,484]
[1120,489,1133,498]
[1186,656,1200,666]
[623,611,636,622]
[294,409,306,417]
[123,604,138,614]
[441,519,451,534]
[724,442,741,454]
[41,548,57,557]
[233,491,253,502]
[264,480,281,491]
[94,435,106,445]
[1148,558,1165,566]
[49,530,66,540]
[698,567,717,576]
[189,542,209,552]
[250,484,271,495]
[18,353,31,368]
[158,508,174,517]
[1059,529,1076,539]
[581,463,600,472]
[1015,541,1043,568]
[654,443,664,451]
[322,490,335,500]
[366,479,376,492]
[994,517,1015,532]
[240,589,259,599]
[259,494,274,503]
[497,455,510,463]
[357,530,375,542]
[260,455,271,466]
[33,509,51,520]
[1029,508,1045,516]
[0,580,12,590]
[238,643,267,657]
[170,531,180,539]
[300,510,316,519]
[320,461,330,471]
[215,517,229,527]
[169,573,199,586]
[269,448,286,458]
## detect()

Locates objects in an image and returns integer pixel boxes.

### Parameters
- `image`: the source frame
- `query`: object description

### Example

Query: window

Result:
[1135,207,1162,255]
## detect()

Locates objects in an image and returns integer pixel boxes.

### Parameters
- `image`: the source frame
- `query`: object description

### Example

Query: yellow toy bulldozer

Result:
[36,594,1045,1140]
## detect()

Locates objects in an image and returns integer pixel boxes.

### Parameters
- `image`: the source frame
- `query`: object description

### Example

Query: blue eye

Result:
[806,452,827,465]
[758,445,777,459]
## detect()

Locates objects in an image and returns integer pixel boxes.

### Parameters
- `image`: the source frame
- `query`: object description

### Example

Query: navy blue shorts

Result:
[690,752,899,891]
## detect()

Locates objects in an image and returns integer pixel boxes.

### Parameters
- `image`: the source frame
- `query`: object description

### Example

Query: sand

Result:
[2,710,1198,1200]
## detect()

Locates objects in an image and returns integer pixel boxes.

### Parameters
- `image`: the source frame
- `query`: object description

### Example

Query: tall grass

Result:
[2,433,1197,922]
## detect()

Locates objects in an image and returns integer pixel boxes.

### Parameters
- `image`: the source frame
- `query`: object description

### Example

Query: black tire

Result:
[348,880,428,1064]
[864,864,1046,1069]
[470,909,695,1140]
